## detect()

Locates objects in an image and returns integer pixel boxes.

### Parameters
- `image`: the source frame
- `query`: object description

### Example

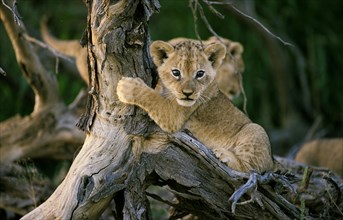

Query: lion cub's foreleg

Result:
[117,77,192,133]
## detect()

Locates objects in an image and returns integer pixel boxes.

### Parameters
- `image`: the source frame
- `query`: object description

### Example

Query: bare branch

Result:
[206,0,232,5]
[238,72,248,115]
[205,0,294,47]
[231,5,293,46]
[189,0,224,41]
[197,2,221,39]
[201,0,225,19]
[23,33,73,62]
[220,0,293,47]
[326,188,343,216]
[189,0,202,42]
[22,33,74,73]
[1,0,22,25]
[0,66,6,76]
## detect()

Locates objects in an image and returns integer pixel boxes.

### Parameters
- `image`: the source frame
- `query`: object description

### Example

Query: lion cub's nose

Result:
[182,90,194,97]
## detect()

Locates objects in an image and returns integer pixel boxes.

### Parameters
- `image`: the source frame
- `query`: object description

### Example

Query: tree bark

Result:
[1,0,342,219]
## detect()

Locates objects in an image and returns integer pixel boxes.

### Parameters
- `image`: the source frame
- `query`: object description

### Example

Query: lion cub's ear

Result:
[150,41,174,66]
[228,42,245,73]
[204,43,226,69]
[228,42,243,58]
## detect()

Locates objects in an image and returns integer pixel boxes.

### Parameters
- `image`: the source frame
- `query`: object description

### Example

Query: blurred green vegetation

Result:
[1,0,342,152]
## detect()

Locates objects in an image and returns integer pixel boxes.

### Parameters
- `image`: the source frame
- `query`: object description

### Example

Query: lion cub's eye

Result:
[195,70,205,79]
[171,69,181,79]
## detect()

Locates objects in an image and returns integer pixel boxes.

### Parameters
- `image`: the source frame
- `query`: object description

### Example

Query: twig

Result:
[189,0,202,42]
[55,56,60,74]
[189,0,224,42]
[22,33,74,75]
[229,171,258,213]
[260,172,296,194]
[299,166,313,192]
[22,33,73,63]
[1,0,22,25]
[304,115,323,141]
[207,0,293,47]
[229,4,293,47]
[206,0,233,5]
[197,2,221,39]
[0,66,6,76]
[229,171,298,216]
[300,198,306,220]
[323,175,343,216]
[201,0,224,19]
[238,71,248,115]
[286,116,324,159]
[326,189,343,216]
[238,190,264,208]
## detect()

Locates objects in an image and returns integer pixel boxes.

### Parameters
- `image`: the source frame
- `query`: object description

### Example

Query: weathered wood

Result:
[0,96,86,162]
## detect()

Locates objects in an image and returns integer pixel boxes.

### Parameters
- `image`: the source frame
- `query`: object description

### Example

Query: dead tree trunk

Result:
[22,0,162,218]
[0,0,341,219]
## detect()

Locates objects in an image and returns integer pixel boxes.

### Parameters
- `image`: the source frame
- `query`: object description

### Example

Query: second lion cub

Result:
[117,40,273,173]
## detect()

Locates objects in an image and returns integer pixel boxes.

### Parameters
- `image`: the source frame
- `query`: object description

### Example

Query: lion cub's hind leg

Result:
[213,123,273,173]
[232,123,273,173]
[213,148,245,171]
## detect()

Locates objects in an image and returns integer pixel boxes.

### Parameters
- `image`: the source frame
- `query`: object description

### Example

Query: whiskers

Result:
[161,89,210,106]
[198,94,211,104]
[164,91,177,102]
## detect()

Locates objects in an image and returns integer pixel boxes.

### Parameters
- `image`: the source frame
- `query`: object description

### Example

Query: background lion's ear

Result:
[204,43,226,69]
[228,42,243,58]
[228,42,245,73]
[150,41,174,66]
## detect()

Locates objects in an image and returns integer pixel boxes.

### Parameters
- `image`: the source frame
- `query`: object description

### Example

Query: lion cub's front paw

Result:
[117,77,146,104]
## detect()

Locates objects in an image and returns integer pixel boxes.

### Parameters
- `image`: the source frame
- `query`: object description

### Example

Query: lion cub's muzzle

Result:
[176,89,196,107]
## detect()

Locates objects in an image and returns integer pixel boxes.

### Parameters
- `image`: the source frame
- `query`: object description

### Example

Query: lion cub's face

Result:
[150,40,226,107]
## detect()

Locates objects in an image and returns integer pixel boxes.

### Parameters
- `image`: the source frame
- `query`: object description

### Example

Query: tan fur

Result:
[295,138,343,176]
[168,37,245,100]
[117,40,273,173]
[40,19,88,84]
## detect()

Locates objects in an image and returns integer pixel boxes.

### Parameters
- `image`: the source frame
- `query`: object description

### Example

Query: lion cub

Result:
[295,138,343,176]
[117,40,273,173]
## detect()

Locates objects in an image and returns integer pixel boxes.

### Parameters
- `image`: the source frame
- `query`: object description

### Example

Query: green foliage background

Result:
[1,0,342,154]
